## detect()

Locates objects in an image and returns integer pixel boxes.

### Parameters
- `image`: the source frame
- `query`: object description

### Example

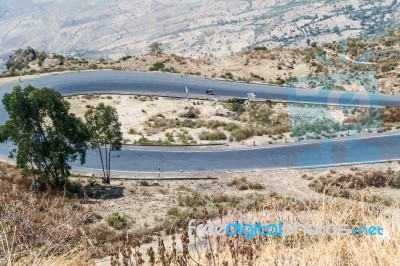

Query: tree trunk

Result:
[107,145,111,183]
[103,144,110,184]
[98,146,107,183]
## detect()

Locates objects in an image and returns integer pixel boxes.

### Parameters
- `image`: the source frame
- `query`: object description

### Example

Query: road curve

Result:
[5,70,400,106]
[0,70,400,173]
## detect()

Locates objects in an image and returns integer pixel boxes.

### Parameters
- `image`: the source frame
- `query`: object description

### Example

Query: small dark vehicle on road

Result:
[205,89,214,95]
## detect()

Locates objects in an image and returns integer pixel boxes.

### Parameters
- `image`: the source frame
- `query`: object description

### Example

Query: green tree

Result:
[0,85,89,189]
[85,103,123,184]
[148,42,163,56]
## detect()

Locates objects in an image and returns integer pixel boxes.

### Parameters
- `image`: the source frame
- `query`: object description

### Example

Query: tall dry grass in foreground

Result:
[112,198,400,266]
[0,160,399,266]
[0,163,94,266]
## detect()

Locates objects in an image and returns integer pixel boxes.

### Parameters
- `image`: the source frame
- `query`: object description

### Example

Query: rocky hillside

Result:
[0,0,399,64]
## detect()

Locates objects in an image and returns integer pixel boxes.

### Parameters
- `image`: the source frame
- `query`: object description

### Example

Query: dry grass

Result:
[10,247,93,266]
[1,161,399,265]
[0,162,111,265]
[308,168,400,206]
[110,198,400,265]
[0,163,93,265]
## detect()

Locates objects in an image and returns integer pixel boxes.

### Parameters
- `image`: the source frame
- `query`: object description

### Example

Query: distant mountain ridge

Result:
[0,0,399,67]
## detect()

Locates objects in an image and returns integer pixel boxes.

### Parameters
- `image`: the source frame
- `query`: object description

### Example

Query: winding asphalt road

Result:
[0,70,400,174]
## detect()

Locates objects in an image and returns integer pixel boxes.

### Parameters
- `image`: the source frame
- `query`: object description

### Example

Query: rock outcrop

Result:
[5,47,43,71]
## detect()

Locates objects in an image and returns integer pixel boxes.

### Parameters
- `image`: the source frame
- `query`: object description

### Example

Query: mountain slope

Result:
[0,0,399,66]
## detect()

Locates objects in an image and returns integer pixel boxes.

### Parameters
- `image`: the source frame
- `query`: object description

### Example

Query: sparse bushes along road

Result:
[199,130,227,141]
[308,168,400,206]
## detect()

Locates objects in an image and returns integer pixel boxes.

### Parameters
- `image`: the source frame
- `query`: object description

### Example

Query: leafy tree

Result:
[0,85,89,189]
[85,103,123,184]
[306,39,311,46]
[148,42,163,56]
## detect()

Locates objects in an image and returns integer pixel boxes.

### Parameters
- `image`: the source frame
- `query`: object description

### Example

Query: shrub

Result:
[223,99,245,114]
[249,108,272,125]
[176,132,195,144]
[120,55,132,61]
[248,182,265,190]
[228,196,243,207]
[239,184,249,191]
[106,212,130,230]
[82,94,98,100]
[212,193,230,203]
[253,46,268,51]
[139,180,157,186]
[228,177,247,187]
[276,77,286,85]
[88,64,99,70]
[181,107,200,119]
[207,120,226,129]
[187,71,202,76]
[181,192,207,208]
[388,172,400,188]
[65,180,83,197]
[337,189,351,199]
[224,122,240,131]
[162,207,190,234]
[163,67,178,73]
[228,178,240,187]
[250,73,262,80]
[364,171,387,187]
[309,179,325,193]
[301,174,314,180]
[171,54,185,63]
[149,61,165,71]
[222,72,234,79]
[178,185,193,192]
[165,132,175,143]
[199,131,227,141]
[381,61,398,72]
[231,127,254,141]
[134,136,151,145]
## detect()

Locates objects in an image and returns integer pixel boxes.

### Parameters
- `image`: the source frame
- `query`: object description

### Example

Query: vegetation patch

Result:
[106,212,131,230]
[198,130,227,141]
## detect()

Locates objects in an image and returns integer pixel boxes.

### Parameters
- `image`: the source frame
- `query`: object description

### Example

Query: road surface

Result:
[0,70,399,173]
